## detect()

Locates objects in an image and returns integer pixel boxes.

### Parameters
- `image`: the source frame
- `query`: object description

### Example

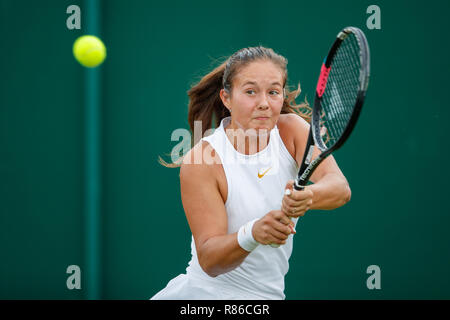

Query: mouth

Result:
[254,116,270,121]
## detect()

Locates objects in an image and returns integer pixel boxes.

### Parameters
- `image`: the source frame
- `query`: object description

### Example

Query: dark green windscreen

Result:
[1,0,449,299]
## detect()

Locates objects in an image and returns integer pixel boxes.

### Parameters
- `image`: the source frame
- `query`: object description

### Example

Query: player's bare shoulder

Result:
[181,140,220,175]
[180,140,228,203]
[277,113,310,159]
[278,113,310,133]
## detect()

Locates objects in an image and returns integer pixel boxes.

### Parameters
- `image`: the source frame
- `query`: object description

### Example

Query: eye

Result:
[246,89,256,95]
[269,90,280,95]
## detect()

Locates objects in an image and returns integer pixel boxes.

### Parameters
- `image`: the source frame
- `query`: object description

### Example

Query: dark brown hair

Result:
[160,46,310,167]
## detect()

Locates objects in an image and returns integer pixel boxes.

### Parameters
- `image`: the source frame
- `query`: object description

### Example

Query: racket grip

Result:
[294,178,306,191]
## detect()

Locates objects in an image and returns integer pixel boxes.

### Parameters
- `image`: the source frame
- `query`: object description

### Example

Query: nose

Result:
[257,93,270,110]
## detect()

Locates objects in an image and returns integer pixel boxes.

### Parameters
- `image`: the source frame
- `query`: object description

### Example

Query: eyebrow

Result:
[242,81,283,87]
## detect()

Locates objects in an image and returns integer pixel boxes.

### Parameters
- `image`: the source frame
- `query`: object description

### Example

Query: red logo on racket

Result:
[316,64,331,97]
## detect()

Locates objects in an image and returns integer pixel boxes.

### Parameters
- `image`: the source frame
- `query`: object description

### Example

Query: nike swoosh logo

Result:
[257,167,271,179]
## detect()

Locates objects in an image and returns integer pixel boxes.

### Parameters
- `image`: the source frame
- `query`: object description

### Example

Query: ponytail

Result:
[187,60,230,142]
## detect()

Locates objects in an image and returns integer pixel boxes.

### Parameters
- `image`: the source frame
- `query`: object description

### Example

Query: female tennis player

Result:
[151,46,351,300]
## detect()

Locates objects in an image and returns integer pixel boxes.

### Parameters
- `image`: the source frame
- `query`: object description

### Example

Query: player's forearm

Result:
[308,173,351,210]
[197,234,250,277]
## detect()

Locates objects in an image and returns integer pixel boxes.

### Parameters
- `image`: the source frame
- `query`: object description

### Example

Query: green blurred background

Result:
[1,0,449,299]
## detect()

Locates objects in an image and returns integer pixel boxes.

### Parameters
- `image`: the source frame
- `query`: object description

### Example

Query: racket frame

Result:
[294,26,370,191]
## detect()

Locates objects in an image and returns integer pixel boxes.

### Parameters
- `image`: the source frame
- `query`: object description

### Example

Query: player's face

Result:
[221,60,285,133]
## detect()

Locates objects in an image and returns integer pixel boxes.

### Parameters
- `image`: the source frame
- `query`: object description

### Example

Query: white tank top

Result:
[185,116,299,299]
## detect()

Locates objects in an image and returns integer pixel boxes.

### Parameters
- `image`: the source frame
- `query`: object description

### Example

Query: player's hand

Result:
[282,180,314,218]
[252,210,295,246]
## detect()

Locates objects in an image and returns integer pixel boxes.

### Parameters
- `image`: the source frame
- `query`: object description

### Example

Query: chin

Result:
[255,118,275,128]
[251,124,273,135]
[234,118,274,135]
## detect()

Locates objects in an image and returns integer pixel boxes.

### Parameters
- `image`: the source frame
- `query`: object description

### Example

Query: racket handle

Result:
[294,178,306,191]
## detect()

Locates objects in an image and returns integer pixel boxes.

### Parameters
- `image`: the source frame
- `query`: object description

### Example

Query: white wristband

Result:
[237,218,259,252]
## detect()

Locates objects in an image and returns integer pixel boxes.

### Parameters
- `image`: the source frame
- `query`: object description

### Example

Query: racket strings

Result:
[326,56,359,137]
[320,33,361,149]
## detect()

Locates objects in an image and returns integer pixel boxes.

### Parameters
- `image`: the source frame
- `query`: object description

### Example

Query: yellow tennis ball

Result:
[73,35,106,68]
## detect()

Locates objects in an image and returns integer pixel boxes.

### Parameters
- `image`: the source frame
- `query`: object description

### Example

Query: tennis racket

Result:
[271,26,370,248]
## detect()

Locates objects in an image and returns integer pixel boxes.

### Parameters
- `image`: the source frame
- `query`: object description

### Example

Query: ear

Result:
[220,88,231,110]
